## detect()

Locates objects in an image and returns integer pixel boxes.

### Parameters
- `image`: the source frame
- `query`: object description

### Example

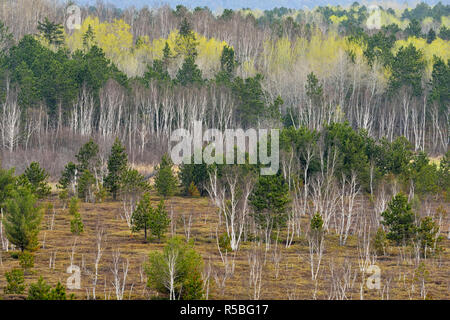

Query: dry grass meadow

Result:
[0,188,449,300]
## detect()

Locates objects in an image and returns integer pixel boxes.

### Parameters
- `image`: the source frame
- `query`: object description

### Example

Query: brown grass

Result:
[0,192,448,300]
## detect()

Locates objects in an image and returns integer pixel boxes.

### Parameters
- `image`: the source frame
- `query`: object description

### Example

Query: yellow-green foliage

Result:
[149,30,228,78]
[263,31,365,78]
[442,16,450,28]
[393,37,450,75]
[66,17,228,78]
[66,16,144,77]
[239,9,264,19]
[379,11,409,29]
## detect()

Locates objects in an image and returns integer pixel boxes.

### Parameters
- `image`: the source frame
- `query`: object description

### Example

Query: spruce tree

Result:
[105,138,128,200]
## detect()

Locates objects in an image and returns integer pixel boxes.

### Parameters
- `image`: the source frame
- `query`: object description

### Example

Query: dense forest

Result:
[0,0,448,301]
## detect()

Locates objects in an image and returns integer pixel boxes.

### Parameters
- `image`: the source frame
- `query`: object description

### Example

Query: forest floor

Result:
[0,190,449,300]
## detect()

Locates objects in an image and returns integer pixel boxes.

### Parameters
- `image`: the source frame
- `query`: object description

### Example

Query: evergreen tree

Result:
[404,19,422,38]
[175,55,203,86]
[131,192,152,242]
[37,18,64,47]
[250,173,291,231]
[70,211,84,235]
[4,187,43,252]
[22,162,51,198]
[57,161,77,192]
[4,269,25,294]
[77,169,95,202]
[148,199,170,241]
[381,193,416,245]
[75,139,100,172]
[389,43,426,96]
[154,154,178,198]
[426,28,436,43]
[105,138,128,200]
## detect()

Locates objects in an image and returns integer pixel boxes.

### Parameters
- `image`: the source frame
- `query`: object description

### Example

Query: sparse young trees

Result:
[21,162,51,199]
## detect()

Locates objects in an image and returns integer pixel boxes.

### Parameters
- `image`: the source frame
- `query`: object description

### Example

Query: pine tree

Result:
[381,193,416,245]
[131,192,152,242]
[77,169,95,202]
[426,28,436,43]
[75,139,99,172]
[149,199,170,241]
[22,162,51,198]
[4,269,25,294]
[154,154,178,198]
[37,17,64,47]
[4,187,43,252]
[175,55,203,86]
[70,211,84,235]
[250,173,291,231]
[105,138,128,200]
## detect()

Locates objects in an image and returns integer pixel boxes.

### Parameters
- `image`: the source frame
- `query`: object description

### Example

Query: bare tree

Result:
[110,248,130,300]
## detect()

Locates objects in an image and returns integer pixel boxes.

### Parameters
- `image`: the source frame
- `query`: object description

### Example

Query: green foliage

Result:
[250,173,291,231]
[310,212,324,232]
[429,56,449,111]
[19,251,34,270]
[232,74,272,128]
[381,193,416,245]
[155,154,178,198]
[324,122,370,187]
[70,210,84,235]
[37,18,64,47]
[68,197,79,216]
[120,167,150,198]
[389,43,426,96]
[404,19,422,38]
[22,162,51,198]
[218,232,232,252]
[131,192,152,241]
[77,169,96,202]
[27,277,68,300]
[105,138,128,200]
[149,199,170,241]
[145,236,204,300]
[57,162,77,191]
[403,152,439,196]
[132,194,170,242]
[175,55,204,86]
[27,276,50,300]
[373,227,388,256]
[377,137,413,175]
[187,182,200,197]
[0,165,15,211]
[179,160,210,196]
[439,25,450,40]
[415,216,443,257]
[4,268,25,294]
[426,28,436,43]
[75,139,100,172]
[4,187,43,252]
